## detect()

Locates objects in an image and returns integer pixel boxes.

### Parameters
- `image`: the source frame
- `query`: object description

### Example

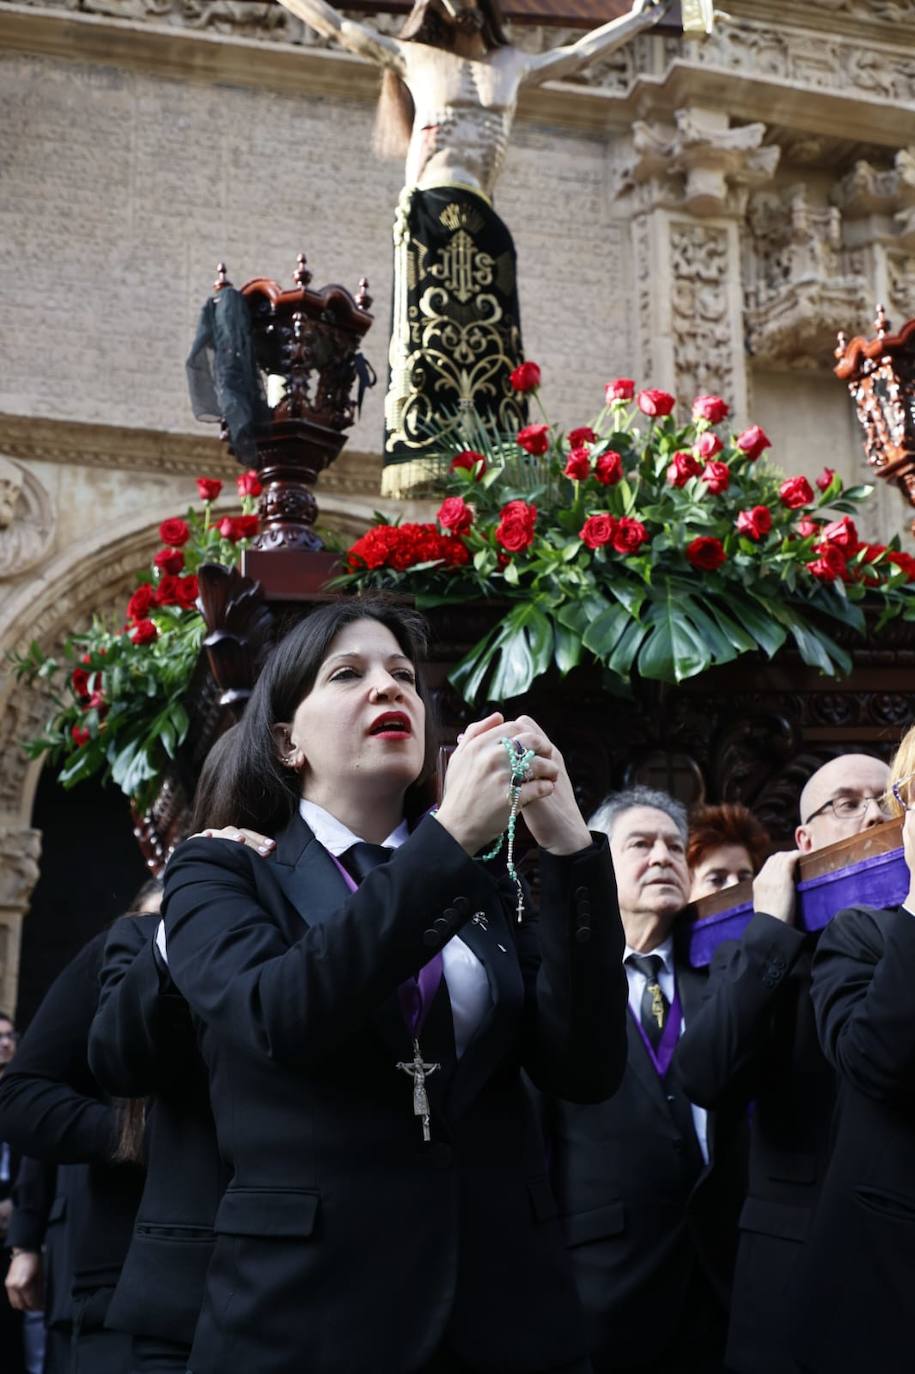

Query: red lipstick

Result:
[368,711,412,739]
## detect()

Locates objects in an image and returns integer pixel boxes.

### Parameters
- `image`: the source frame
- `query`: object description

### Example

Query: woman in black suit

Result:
[796,725,915,1374]
[159,596,627,1374]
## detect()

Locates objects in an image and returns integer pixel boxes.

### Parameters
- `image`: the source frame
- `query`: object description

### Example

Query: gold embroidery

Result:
[649,982,666,1030]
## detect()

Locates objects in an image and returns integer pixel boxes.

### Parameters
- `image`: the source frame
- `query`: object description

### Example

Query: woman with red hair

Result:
[687,803,771,902]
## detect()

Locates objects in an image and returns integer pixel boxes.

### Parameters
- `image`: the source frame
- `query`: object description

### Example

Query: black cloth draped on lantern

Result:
[185,287,270,464]
[382,184,527,495]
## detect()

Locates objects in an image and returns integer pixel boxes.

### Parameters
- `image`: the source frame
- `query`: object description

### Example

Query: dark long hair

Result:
[190,723,243,834]
[374,0,510,160]
[203,598,437,836]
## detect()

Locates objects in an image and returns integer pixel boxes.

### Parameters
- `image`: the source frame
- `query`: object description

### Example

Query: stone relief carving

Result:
[669,222,735,402]
[887,253,915,320]
[673,21,915,105]
[833,149,915,249]
[632,213,655,383]
[745,186,870,366]
[809,0,915,19]
[621,108,779,217]
[0,825,42,910]
[0,455,55,580]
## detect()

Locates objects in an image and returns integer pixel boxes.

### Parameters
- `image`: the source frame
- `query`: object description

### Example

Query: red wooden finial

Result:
[875,303,891,338]
[293,253,312,288]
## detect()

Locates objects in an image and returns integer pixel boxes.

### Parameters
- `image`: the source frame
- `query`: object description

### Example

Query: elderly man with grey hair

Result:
[537,785,744,1374]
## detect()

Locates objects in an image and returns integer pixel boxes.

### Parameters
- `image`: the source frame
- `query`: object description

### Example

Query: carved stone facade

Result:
[2,0,915,1000]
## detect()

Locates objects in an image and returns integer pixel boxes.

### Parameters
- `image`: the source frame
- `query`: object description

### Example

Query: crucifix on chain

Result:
[396,1038,440,1142]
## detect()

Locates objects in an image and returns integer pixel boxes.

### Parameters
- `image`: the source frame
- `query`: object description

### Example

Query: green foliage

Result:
[338,379,915,704]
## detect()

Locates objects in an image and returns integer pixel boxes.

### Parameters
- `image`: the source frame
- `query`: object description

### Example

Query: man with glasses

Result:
[677,752,890,1374]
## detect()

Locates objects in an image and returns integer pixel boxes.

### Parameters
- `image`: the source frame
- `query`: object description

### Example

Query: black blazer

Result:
[676,912,835,1374]
[540,929,745,1370]
[0,932,143,1308]
[794,904,915,1374]
[161,812,626,1374]
[88,914,229,1348]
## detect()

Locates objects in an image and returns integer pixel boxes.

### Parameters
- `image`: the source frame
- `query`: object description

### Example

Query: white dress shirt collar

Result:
[298,798,410,857]
[623,934,674,973]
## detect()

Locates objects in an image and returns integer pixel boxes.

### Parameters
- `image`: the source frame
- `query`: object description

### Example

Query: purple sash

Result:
[629,983,682,1078]
[328,849,444,1038]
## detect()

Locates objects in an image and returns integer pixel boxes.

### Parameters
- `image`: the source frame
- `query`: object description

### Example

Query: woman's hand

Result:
[511,714,593,856]
[191,826,276,857]
[434,712,559,855]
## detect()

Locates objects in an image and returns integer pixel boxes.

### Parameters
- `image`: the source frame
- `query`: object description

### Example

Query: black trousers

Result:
[130,1334,190,1372]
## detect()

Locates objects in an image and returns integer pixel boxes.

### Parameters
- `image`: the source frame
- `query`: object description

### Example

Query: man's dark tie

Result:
[626,952,670,1051]
[340,842,394,884]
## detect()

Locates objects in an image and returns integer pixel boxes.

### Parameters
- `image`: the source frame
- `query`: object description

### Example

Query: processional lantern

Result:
[133,254,375,872]
[834,306,915,532]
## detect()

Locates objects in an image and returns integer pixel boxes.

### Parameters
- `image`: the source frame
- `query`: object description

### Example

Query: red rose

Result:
[564,447,591,481]
[70,667,90,699]
[667,450,702,488]
[71,725,91,747]
[692,394,730,424]
[736,425,771,462]
[687,535,727,571]
[154,547,184,575]
[595,450,623,486]
[701,461,730,495]
[196,477,222,502]
[176,574,199,610]
[87,689,108,719]
[696,432,723,460]
[612,516,650,555]
[779,475,815,510]
[450,450,487,478]
[807,543,847,582]
[495,500,537,553]
[497,553,511,570]
[155,574,181,606]
[437,497,474,535]
[820,515,858,554]
[234,515,259,540]
[816,466,836,493]
[517,423,550,456]
[579,513,618,549]
[159,518,190,547]
[637,388,676,418]
[888,551,915,582]
[509,361,541,393]
[605,378,635,403]
[130,619,158,645]
[237,469,263,498]
[568,427,596,448]
[796,516,820,539]
[126,583,155,623]
[442,537,470,567]
[217,516,240,542]
[736,506,772,540]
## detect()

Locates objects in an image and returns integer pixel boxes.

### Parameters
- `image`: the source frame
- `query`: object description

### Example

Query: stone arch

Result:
[0,489,379,1010]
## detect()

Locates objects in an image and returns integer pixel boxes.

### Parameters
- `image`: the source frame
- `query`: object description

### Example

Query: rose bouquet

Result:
[336,371,915,703]
[14,473,262,807]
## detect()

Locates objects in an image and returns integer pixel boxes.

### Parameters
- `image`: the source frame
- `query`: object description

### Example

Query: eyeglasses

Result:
[802,793,896,826]
[892,771,915,814]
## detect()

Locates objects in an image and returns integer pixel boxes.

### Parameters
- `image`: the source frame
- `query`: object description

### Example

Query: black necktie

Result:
[627,953,670,1051]
[340,842,394,884]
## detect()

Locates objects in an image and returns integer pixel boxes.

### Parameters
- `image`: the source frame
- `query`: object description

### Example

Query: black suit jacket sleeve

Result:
[811,903,915,1104]
[88,914,195,1099]
[677,911,808,1108]
[520,836,626,1103]
[0,934,117,1163]
[163,815,513,1068]
[7,1157,56,1252]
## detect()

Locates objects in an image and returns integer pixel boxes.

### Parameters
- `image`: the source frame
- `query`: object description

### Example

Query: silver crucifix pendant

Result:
[396,1037,440,1142]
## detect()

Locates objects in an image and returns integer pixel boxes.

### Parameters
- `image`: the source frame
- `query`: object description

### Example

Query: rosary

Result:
[478,736,536,923]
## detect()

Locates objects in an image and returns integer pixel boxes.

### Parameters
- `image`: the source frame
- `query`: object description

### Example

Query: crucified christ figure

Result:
[278,0,716,491]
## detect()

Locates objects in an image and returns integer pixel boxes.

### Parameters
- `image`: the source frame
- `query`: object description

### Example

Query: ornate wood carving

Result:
[834,306,915,528]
